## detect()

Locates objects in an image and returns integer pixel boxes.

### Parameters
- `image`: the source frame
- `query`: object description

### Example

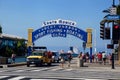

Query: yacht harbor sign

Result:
[32,19,87,42]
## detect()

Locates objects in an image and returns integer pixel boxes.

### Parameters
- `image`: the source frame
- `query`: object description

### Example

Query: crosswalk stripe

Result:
[0,76,9,79]
[50,68,64,71]
[65,68,73,71]
[13,69,24,72]
[0,71,4,72]
[0,70,9,72]
[84,79,106,80]
[0,68,74,73]
[8,76,26,80]
[32,69,44,72]
[30,79,59,80]
[0,76,113,80]
[31,68,49,72]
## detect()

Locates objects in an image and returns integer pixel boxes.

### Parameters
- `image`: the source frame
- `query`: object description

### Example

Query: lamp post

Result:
[111,0,116,69]
[119,0,120,5]
[93,29,97,54]
[112,0,115,7]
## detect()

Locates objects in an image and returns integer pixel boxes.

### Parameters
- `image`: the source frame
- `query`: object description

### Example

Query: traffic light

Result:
[105,27,110,39]
[100,24,105,39]
[112,25,120,40]
[113,40,118,44]
[107,44,114,49]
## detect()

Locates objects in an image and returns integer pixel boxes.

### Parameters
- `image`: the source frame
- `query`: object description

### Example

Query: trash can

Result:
[0,57,8,64]
[77,58,84,67]
[80,59,84,67]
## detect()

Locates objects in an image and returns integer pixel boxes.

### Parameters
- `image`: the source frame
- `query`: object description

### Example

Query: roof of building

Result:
[0,33,27,41]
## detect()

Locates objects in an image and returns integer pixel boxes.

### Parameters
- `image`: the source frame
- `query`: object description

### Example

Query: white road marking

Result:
[65,68,73,71]
[30,79,58,80]
[13,69,24,72]
[8,76,26,80]
[0,76,9,79]
[50,67,63,71]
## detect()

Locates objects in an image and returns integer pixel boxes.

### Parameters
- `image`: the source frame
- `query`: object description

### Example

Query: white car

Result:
[52,51,60,63]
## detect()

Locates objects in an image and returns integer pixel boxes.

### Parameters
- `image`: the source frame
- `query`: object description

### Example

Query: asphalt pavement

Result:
[0,57,120,71]
[0,58,120,79]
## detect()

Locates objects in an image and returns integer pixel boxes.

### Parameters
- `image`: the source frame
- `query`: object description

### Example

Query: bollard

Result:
[77,58,84,67]
[80,59,84,67]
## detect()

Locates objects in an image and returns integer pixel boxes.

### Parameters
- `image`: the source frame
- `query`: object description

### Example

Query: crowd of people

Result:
[60,51,113,68]
[78,52,112,65]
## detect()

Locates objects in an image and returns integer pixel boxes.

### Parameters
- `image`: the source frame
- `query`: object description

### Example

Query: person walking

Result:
[102,52,106,65]
[67,53,72,67]
[78,52,82,59]
[11,53,16,64]
[95,53,98,63]
[108,53,112,65]
[98,52,102,64]
[60,57,65,68]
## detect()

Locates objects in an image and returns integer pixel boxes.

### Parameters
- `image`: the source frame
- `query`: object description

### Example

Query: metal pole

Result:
[112,0,115,7]
[119,0,120,5]
[90,47,92,63]
[112,22,115,69]
[112,52,115,69]
[94,29,97,54]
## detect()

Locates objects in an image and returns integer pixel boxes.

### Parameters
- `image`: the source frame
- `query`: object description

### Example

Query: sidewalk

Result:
[64,57,120,70]
[0,57,120,69]
[0,56,26,68]
[0,62,26,68]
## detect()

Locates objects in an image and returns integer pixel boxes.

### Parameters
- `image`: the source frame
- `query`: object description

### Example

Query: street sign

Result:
[106,15,120,20]
[32,19,88,42]
[110,7,117,15]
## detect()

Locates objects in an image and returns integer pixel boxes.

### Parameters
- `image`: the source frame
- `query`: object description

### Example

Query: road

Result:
[0,58,120,80]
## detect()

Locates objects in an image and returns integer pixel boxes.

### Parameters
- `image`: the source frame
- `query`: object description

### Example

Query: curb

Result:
[0,65,8,68]
[0,62,26,68]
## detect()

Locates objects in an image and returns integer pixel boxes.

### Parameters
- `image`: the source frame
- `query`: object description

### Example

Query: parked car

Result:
[52,51,60,63]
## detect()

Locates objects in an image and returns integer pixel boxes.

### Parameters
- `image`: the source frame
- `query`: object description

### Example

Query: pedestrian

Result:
[98,52,102,64]
[78,52,82,59]
[92,54,95,62]
[60,57,65,68]
[67,53,72,67]
[102,52,107,65]
[11,53,16,64]
[95,53,98,63]
[108,53,112,64]
[82,53,86,62]
[47,51,52,59]
[86,52,89,62]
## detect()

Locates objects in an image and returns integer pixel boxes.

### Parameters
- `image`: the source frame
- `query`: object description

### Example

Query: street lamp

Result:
[103,9,110,13]
[112,0,115,7]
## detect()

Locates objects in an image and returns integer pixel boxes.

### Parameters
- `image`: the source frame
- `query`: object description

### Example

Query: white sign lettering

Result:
[42,19,76,27]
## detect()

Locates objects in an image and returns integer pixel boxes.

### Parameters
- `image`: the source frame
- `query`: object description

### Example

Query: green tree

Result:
[5,46,13,57]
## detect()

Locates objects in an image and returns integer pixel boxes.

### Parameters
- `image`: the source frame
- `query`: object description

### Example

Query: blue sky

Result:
[0,0,119,53]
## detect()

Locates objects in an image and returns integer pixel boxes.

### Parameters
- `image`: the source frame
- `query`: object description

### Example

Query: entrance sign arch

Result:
[32,19,87,43]
[27,19,93,63]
